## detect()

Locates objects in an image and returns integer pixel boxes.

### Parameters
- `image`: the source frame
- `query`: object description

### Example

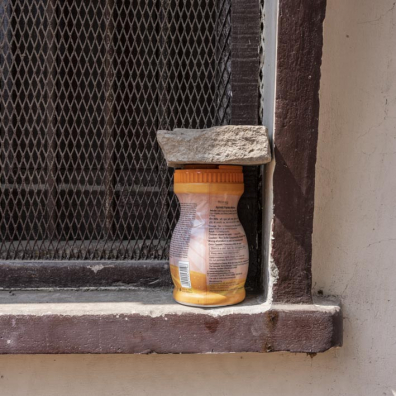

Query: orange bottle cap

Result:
[174,165,243,184]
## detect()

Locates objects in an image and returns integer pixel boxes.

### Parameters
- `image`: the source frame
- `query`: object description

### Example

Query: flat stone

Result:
[157,125,271,167]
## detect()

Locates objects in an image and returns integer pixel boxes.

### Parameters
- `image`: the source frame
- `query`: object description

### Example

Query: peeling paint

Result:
[87,265,114,274]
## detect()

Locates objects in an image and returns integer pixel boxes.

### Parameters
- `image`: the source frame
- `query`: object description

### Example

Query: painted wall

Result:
[0,0,395,394]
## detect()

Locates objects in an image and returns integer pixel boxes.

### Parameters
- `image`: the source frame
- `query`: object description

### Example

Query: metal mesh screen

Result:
[0,0,231,260]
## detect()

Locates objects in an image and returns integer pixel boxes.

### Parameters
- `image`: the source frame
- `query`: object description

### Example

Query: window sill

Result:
[0,289,342,354]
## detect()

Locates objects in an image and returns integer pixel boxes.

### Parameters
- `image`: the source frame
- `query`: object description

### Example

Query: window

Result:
[0,0,342,355]
[0,0,261,289]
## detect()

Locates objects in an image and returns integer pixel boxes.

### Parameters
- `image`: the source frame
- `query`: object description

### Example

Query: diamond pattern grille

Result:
[0,0,231,260]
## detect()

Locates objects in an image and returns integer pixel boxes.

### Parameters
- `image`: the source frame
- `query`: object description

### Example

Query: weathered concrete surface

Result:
[157,126,271,167]
[0,290,341,354]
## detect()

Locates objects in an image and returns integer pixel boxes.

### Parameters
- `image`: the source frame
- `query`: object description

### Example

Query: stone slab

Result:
[157,126,271,167]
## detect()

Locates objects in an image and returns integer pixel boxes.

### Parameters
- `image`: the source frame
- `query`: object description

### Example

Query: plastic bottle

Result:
[169,165,249,307]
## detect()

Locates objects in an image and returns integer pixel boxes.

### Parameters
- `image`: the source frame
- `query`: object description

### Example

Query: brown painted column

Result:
[272,0,327,303]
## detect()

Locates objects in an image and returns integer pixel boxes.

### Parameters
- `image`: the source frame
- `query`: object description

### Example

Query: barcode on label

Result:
[178,261,191,289]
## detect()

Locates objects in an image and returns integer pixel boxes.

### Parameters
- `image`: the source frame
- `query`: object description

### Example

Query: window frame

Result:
[0,0,343,355]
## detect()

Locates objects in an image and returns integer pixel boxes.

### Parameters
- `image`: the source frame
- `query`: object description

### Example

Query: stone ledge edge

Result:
[0,294,342,354]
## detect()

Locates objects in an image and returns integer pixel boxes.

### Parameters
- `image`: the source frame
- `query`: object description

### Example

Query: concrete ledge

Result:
[0,290,342,354]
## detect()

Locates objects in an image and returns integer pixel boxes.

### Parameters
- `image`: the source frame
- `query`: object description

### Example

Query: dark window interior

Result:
[0,0,260,290]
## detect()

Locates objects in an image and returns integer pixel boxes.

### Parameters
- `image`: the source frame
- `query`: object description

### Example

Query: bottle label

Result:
[170,191,249,304]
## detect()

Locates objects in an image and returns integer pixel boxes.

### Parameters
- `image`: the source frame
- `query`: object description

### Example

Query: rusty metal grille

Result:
[0,0,231,260]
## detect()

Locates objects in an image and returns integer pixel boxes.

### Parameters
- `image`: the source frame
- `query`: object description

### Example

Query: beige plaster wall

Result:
[0,0,395,394]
